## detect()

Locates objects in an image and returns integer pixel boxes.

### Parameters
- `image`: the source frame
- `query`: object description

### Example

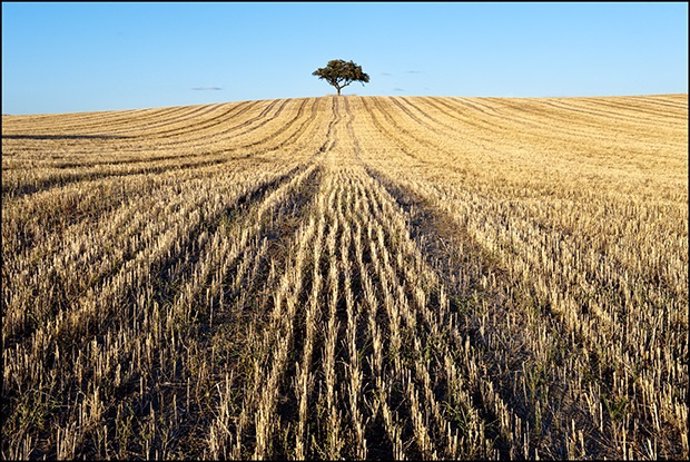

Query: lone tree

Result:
[312,59,370,96]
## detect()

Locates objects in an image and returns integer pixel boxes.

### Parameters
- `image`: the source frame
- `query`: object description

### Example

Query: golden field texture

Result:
[1,94,687,460]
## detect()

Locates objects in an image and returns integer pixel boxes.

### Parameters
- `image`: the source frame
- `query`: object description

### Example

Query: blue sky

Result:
[2,2,687,114]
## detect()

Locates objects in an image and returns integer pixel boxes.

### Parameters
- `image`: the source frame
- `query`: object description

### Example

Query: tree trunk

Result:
[336,87,341,96]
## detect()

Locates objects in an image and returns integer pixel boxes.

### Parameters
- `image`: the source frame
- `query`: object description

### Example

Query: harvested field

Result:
[2,94,688,460]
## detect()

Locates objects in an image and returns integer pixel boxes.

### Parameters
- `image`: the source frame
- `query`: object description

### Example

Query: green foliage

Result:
[312,59,370,95]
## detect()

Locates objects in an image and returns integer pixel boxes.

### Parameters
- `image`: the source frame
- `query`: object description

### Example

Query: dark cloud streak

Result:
[192,86,223,91]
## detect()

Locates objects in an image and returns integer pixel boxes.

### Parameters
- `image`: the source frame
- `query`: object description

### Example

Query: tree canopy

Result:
[312,59,370,96]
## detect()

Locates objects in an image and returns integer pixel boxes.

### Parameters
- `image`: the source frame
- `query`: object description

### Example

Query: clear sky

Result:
[2,2,688,114]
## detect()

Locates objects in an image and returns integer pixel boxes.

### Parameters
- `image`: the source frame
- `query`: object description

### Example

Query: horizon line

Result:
[3,92,687,117]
